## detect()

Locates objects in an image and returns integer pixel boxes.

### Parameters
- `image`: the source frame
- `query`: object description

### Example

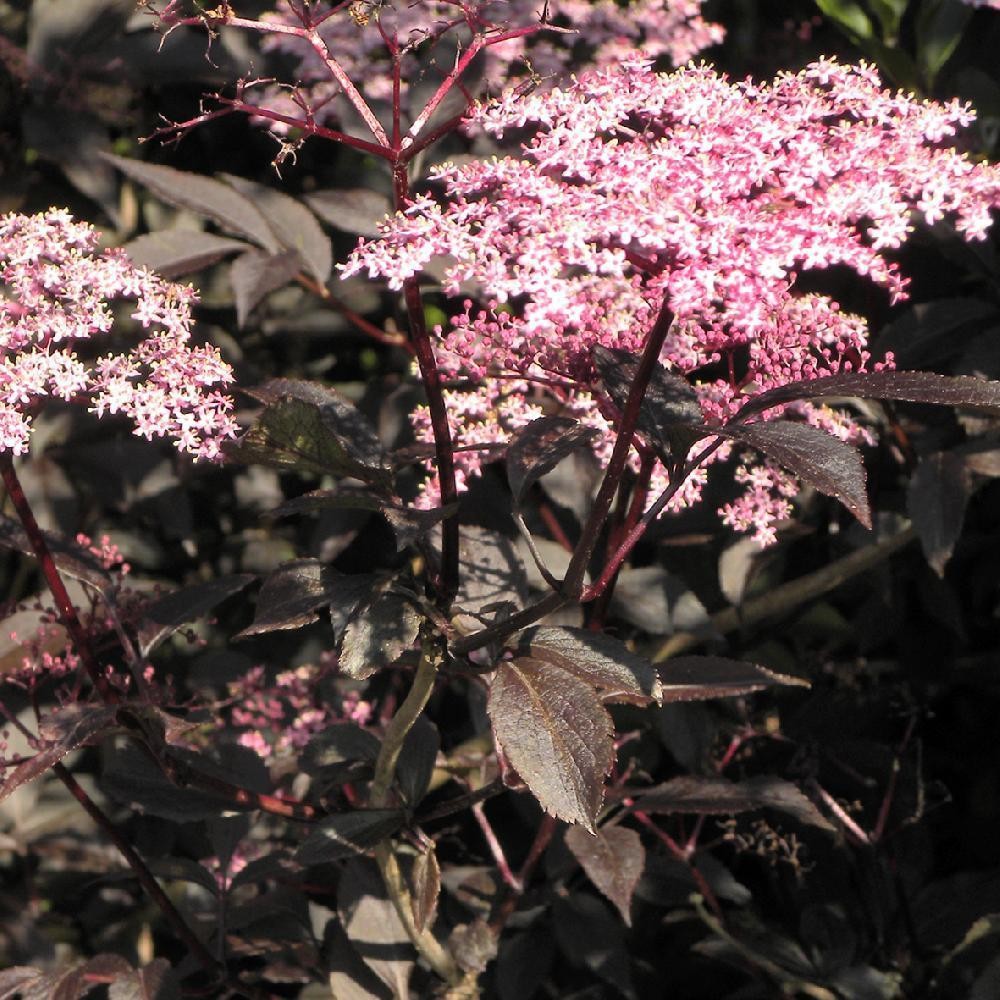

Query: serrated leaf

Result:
[235,560,363,639]
[296,809,404,865]
[271,487,455,549]
[488,657,613,830]
[907,451,972,577]
[713,420,872,529]
[506,416,600,508]
[122,230,248,279]
[305,187,392,236]
[230,248,302,327]
[107,959,180,1000]
[565,824,645,926]
[1,705,118,804]
[102,154,281,251]
[739,370,1000,420]
[657,655,809,702]
[138,574,254,655]
[222,173,332,283]
[410,847,441,934]
[516,626,662,704]
[233,379,391,487]
[593,345,703,461]
[636,775,835,833]
[339,589,421,680]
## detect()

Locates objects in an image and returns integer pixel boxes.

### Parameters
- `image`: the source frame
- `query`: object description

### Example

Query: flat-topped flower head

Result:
[345,59,1000,541]
[0,210,238,460]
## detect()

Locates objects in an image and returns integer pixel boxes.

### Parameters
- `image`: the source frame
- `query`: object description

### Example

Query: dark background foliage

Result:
[1,1,1000,998]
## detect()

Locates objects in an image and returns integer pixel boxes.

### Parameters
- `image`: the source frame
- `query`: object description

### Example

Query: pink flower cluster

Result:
[253,0,721,132]
[345,58,1000,542]
[0,210,238,460]
[961,0,1000,9]
[229,660,373,760]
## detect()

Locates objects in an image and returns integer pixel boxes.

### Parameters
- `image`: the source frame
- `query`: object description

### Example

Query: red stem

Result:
[1,456,117,702]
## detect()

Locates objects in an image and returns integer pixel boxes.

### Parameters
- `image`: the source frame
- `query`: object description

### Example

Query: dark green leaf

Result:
[230,248,302,327]
[138,574,254,655]
[593,345,703,461]
[907,451,972,577]
[488,657,614,830]
[232,379,391,487]
[339,588,421,680]
[517,627,662,704]
[102,154,281,252]
[122,230,248,279]
[296,809,404,865]
[637,775,835,833]
[813,0,873,39]
[712,421,871,529]
[506,416,600,508]
[657,655,809,702]
[222,174,332,283]
[916,0,973,87]
[565,824,645,926]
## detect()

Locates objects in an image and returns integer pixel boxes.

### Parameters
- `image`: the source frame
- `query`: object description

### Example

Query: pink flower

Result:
[0,210,238,460]
[344,59,1000,543]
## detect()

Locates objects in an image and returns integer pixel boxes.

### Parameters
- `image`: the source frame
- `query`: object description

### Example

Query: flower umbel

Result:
[0,209,237,460]
[346,59,1000,542]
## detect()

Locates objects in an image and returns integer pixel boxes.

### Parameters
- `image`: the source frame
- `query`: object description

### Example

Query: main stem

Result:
[392,164,459,604]
[370,632,460,985]
[0,456,115,702]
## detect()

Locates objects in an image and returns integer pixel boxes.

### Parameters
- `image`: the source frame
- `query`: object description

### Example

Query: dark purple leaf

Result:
[13,954,133,1000]
[107,959,179,1000]
[636,775,835,833]
[1,705,118,804]
[506,416,600,508]
[233,379,391,488]
[270,487,456,548]
[410,847,441,934]
[488,657,614,830]
[338,860,414,997]
[234,559,354,638]
[738,370,1000,421]
[305,187,392,236]
[565,824,645,925]
[875,299,999,368]
[339,588,421,680]
[222,174,332,283]
[496,930,555,1000]
[138,574,255,655]
[397,716,440,807]
[657,655,809,702]
[295,809,404,865]
[517,626,662,704]
[552,893,635,998]
[230,248,302,327]
[711,420,872,529]
[593,345,703,460]
[454,525,529,619]
[122,230,248,279]
[102,154,281,252]
[301,723,381,777]
[0,514,114,595]
[907,451,973,576]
